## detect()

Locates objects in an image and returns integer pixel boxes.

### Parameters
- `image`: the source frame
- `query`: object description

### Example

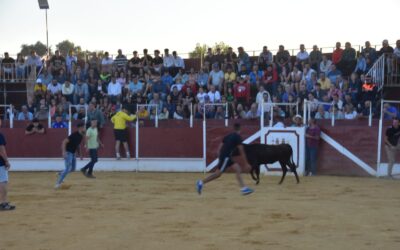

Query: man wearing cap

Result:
[55,123,86,189]
[34,78,47,101]
[292,114,303,127]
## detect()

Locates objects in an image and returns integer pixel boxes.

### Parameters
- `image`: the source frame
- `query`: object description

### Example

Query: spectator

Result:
[354,53,367,75]
[137,105,149,120]
[314,105,330,119]
[237,47,251,72]
[197,67,209,89]
[311,83,324,101]
[15,53,26,80]
[379,39,394,56]
[172,51,185,76]
[292,114,303,127]
[257,92,272,116]
[332,42,343,65]
[107,77,122,102]
[170,77,183,92]
[362,41,377,64]
[148,73,168,100]
[245,103,259,120]
[214,106,225,119]
[163,48,174,75]
[234,76,251,106]
[287,65,302,83]
[275,45,290,70]
[224,47,238,70]
[50,50,66,76]
[224,65,236,94]
[74,79,90,104]
[327,64,341,85]
[47,78,62,98]
[173,105,184,120]
[393,39,400,60]
[101,52,114,74]
[339,42,357,76]
[208,63,224,91]
[309,45,322,72]
[195,95,214,119]
[319,55,332,75]
[255,85,269,104]
[384,118,400,178]
[17,105,33,121]
[38,67,53,86]
[86,102,105,128]
[34,79,47,102]
[296,44,309,64]
[128,75,144,95]
[25,118,45,135]
[317,72,331,91]
[73,107,86,121]
[305,118,321,176]
[1,52,15,81]
[262,64,279,96]
[140,49,153,72]
[207,85,221,103]
[159,107,169,120]
[128,51,141,75]
[329,104,344,119]
[258,46,273,70]
[383,103,398,120]
[358,100,376,118]
[234,103,246,119]
[52,115,68,128]
[60,80,74,103]
[343,104,357,119]
[152,50,163,73]
[249,64,263,87]
[114,49,128,73]
[26,50,42,75]
[88,52,100,74]
[181,78,198,96]
[149,93,163,115]
[65,50,77,76]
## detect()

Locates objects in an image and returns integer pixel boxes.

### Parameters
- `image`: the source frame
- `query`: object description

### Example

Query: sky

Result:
[0,0,399,58]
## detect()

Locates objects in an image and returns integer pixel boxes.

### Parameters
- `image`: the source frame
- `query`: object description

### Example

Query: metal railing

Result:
[386,56,400,87]
[1,104,15,128]
[365,54,385,91]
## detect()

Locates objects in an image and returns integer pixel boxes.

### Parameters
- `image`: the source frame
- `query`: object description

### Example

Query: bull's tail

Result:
[289,148,298,169]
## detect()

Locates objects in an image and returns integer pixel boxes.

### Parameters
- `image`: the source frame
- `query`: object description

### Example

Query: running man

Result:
[55,123,86,189]
[111,105,136,160]
[196,123,254,195]
[0,120,15,211]
[80,119,103,178]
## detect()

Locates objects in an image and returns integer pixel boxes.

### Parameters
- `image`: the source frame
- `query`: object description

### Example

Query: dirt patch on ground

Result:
[1,172,400,250]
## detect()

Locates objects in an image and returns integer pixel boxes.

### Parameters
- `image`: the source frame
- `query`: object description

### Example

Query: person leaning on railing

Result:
[1,52,15,81]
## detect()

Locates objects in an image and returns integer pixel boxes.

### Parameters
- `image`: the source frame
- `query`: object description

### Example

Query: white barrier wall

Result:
[260,127,306,176]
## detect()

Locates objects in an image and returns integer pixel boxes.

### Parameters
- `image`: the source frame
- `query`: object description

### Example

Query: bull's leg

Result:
[290,163,300,184]
[278,161,287,185]
[255,164,260,185]
[250,166,257,182]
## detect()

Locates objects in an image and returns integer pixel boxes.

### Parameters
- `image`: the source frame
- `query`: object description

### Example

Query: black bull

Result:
[233,143,300,185]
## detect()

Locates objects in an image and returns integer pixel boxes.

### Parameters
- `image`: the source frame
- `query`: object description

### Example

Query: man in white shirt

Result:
[320,55,332,75]
[296,44,309,63]
[208,64,224,91]
[173,51,185,69]
[163,48,174,75]
[66,50,77,75]
[107,77,122,101]
[47,79,62,97]
[196,87,207,104]
[62,80,74,102]
[101,52,114,73]
[207,85,221,103]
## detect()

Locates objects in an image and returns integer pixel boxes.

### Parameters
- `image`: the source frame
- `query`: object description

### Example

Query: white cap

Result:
[36,78,42,83]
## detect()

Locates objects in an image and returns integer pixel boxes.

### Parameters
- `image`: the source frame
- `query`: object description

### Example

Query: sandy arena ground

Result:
[1,172,400,250]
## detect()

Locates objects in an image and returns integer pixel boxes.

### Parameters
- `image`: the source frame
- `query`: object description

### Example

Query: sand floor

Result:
[1,172,400,250]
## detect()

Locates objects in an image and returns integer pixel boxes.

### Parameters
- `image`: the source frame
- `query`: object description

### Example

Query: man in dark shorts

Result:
[385,117,400,178]
[111,105,136,160]
[0,120,15,211]
[196,123,254,195]
[55,123,86,189]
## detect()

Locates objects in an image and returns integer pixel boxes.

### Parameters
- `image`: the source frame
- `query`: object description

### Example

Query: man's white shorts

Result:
[0,166,9,183]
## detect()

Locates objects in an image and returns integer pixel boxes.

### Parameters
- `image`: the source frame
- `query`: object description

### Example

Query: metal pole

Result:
[270,105,273,127]
[331,105,335,127]
[155,106,158,128]
[376,99,384,176]
[368,102,372,127]
[135,105,139,172]
[45,9,49,57]
[260,99,264,129]
[9,105,14,129]
[224,103,228,127]
[202,120,206,174]
[190,103,193,128]
[84,105,88,125]
[68,105,72,135]
[303,100,307,125]
[296,101,299,115]
[48,107,51,128]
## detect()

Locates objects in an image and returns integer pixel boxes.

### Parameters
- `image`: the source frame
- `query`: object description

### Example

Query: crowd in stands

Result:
[1,39,400,128]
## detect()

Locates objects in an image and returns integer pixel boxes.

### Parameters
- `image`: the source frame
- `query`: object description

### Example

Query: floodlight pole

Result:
[46,9,49,56]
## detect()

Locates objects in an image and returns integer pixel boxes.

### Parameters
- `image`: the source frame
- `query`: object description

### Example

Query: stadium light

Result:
[38,0,50,56]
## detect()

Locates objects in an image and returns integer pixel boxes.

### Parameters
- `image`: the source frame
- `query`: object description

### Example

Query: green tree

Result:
[189,43,208,59]
[189,42,232,58]
[20,41,48,57]
[56,40,82,56]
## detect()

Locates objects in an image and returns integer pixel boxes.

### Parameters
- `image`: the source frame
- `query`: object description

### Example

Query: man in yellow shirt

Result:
[317,72,331,91]
[224,65,236,94]
[111,106,136,160]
